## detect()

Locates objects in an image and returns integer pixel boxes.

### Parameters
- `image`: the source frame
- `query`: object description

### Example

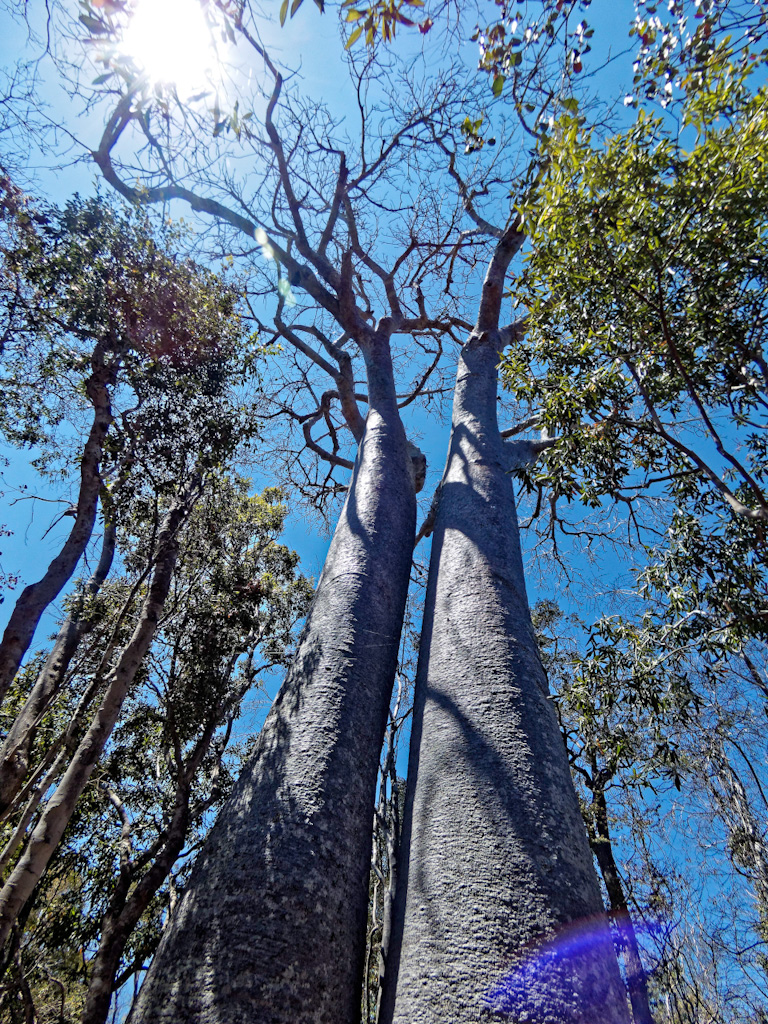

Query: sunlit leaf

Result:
[346,24,363,47]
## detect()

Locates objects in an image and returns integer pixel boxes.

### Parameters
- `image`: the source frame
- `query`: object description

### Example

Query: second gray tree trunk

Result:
[380,335,631,1024]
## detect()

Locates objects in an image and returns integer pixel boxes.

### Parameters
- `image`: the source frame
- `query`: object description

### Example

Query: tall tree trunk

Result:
[0,344,116,704]
[590,787,656,1024]
[0,518,117,817]
[127,328,417,1024]
[81,787,191,1024]
[380,325,630,1023]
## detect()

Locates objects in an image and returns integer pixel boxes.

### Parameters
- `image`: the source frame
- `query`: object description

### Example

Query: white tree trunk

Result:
[0,343,115,704]
[0,519,116,817]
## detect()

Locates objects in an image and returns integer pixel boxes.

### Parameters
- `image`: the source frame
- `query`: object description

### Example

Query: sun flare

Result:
[121,0,216,95]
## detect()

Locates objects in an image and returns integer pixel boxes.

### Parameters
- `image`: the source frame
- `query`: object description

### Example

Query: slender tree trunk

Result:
[0,519,116,817]
[127,328,417,1024]
[0,748,66,875]
[0,485,194,948]
[376,768,399,1021]
[380,325,630,1023]
[0,345,116,704]
[82,696,234,1024]
[709,734,768,931]
[590,788,656,1024]
[81,790,191,1024]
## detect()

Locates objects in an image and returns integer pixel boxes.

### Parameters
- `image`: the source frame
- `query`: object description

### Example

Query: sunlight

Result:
[120,0,216,96]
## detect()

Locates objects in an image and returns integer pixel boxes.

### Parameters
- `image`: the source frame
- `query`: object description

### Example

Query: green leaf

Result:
[492,74,505,98]
[279,0,289,26]
[290,0,303,16]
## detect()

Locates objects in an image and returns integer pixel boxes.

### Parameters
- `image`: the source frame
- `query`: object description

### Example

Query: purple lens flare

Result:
[483,913,664,1020]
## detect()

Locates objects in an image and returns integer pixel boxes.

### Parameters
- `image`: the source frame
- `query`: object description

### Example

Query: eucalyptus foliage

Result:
[505,64,768,657]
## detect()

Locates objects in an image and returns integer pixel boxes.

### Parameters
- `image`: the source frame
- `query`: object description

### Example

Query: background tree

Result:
[361,590,422,1024]
[0,188,313,1021]
[0,186,253,821]
[628,0,768,108]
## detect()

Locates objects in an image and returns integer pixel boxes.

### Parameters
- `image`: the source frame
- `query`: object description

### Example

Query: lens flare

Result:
[484,915,664,1021]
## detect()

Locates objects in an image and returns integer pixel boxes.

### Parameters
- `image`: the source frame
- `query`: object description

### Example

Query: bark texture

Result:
[127,334,417,1024]
[380,334,630,1024]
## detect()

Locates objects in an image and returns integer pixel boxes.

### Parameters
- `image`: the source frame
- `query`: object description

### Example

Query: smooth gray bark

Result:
[127,329,417,1024]
[380,332,630,1024]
